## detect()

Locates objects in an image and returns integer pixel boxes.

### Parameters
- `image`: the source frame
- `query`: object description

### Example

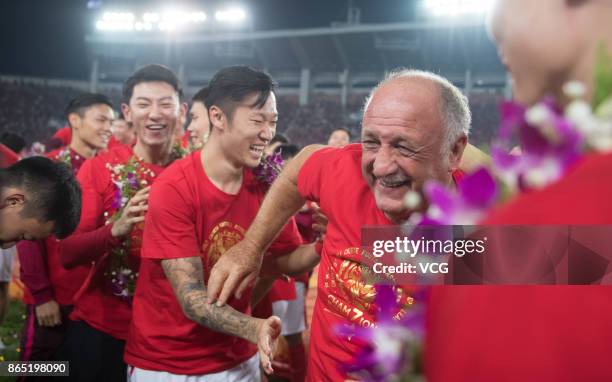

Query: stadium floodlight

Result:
[424,0,494,17]
[95,8,207,32]
[215,7,246,23]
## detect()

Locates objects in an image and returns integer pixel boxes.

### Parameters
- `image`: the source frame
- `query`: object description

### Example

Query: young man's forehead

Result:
[131,82,180,99]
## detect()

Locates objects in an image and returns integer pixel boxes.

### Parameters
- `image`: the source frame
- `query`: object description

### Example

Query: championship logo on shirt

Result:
[202,221,246,271]
[325,247,412,327]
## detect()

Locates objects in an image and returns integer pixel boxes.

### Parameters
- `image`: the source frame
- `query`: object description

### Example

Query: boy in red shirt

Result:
[206,70,472,381]
[17,93,114,364]
[58,64,186,382]
[125,66,321,382]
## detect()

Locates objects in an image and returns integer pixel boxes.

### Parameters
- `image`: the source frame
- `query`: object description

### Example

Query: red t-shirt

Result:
[65,145,167,340]
[297,144,420,382]
[19,148,89,306]
[426,152,612,382]
[124,150,302,375]
[52,126,72,147]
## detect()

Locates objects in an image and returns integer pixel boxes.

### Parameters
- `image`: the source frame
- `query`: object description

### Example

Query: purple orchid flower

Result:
[126,172,139,189]
[492,100,583,191]
[422,167,498,225]
[335,285,426,382]
[254,151,284,185]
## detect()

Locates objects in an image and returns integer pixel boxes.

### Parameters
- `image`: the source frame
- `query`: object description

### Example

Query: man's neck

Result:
[69,139,97,159]
[200,138,243,195]
[133,140,173,166]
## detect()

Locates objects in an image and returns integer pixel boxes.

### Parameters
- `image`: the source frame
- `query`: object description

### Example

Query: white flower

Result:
[526,104,550,125]
[404,191,422,209]
[563,81,586,99]
[121,269,132,276]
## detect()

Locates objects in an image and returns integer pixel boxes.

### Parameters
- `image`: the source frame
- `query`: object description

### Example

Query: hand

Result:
[311,202,328,238]
[257,316,282,375]
[35,300,61,327]
[111,186,150,238]
[206,238,263,306]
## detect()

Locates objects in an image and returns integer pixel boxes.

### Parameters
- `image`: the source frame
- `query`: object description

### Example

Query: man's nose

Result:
[372,146,398,177]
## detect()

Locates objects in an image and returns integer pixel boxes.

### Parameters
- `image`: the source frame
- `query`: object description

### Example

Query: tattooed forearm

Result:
[161,257,260,343]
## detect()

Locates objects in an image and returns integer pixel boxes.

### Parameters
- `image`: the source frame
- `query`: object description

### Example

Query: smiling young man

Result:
[57,64,186,382]
[16,93,114,365]
[124,66,320,382]
[205,69,471,381]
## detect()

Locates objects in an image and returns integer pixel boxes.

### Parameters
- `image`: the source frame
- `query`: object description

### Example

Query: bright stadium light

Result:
[424,0,494,17]
[95,8,207,32]
[215,7,246,23]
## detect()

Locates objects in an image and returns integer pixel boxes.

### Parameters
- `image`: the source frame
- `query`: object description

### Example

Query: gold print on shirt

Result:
[202,221,245,271]
[324,247,413,328]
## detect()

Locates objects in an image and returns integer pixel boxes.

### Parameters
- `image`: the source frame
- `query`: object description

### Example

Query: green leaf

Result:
[593,44,612,111]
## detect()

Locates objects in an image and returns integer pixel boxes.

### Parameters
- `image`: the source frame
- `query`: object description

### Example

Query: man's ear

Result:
[208,105,226,133]
[68,113,80,132]
[2,193,26,210]
[449,135,468,172]
[121,103,132,123]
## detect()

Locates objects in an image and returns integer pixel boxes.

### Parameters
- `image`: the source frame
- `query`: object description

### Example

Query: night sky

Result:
[0,0,419,80]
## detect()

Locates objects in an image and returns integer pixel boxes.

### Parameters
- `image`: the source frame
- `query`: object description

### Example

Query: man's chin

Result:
[1,242,17,249]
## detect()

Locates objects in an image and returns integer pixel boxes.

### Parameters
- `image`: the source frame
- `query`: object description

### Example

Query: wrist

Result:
[247,318,264,344]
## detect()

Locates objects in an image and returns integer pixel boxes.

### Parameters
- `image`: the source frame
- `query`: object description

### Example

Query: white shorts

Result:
[0,246,16,283]
[128,354,260,382]
[272,281,306,336]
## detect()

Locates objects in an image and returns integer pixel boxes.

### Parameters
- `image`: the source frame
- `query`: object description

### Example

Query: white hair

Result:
[363,69,471,155]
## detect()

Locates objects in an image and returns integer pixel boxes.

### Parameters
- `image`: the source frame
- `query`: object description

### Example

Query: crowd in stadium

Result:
[0,78,500,154]
[1,0,611,381]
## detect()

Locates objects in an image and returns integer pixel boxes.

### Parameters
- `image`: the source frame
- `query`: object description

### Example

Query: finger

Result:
[260,350,273,375]
[312,223,326,233]
[127,216,146,225]
[235,272,256,300]
[36,315,43,327]
[217,272,242,306]
[206,266,229,304]
[52,313,61,326]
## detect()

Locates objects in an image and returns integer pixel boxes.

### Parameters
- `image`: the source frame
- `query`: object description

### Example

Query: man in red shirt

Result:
[58,64,186,382]
[1,157,81,249]
[17,93,114,365]
[185,86,210,150]
[425,1,612,381]
[125,66,320,382]
[206,70,472,381]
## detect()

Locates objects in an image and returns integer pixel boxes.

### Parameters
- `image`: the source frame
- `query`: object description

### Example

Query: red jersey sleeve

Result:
[16,240,54,305]
[141,178,200,260]
[59,158,119,268]
[297,147,339,202]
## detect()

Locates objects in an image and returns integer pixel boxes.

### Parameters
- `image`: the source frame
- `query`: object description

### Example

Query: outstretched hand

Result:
[257,316,282,375]
[206,238,263,306]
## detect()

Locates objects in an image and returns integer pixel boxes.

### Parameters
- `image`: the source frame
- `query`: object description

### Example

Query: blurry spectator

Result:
[186,87,210,150]
[110,113,135,146]
[265,132,289,156]
[275,143,300,161]
[327,128,351,147]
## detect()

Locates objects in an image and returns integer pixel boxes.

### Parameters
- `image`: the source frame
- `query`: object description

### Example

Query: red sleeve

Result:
[0,143,20,167]
[141,178,200,260]
[297,147,338,203]
[267,217,303,258]
[59,158,120,268]
[16,240,54,305]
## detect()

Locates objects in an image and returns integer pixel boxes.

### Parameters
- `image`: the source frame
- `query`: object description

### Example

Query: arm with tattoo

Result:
[161,257,259,343]
[161,256,281,373]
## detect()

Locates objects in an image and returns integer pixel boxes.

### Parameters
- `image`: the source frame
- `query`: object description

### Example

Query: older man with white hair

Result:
[205,69,472,381]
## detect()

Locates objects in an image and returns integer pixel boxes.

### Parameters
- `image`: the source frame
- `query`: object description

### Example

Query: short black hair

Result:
[0,157,82,239]
[122,64,183,104]
[0,132,26,154]
[270,133,289,145]
[65,93,114,124]
[192,86,209,106]
[274,143,299,161]
[206,66,276,121]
